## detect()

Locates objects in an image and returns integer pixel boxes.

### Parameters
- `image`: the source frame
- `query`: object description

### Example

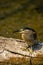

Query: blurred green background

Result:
[0,0,43,41]
[0,0,43,65]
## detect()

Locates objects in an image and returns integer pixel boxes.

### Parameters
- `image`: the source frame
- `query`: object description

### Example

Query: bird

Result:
[13,27,38,47]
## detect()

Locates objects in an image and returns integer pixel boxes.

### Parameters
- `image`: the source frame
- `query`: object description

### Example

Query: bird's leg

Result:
[29,46,33,55]
[25,41,33,54]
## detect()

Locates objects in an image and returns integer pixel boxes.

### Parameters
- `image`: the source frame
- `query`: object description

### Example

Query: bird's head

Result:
[13,27,37,40]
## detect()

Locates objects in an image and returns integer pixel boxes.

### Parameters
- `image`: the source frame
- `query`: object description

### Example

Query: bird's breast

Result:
[22,33,34,46]
[22,34,29,41]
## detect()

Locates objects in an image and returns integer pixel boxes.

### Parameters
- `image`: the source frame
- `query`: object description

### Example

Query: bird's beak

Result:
[13,30,20,33]
[19,31,24,33]
[19,29,24,33]
[13,29,23,33]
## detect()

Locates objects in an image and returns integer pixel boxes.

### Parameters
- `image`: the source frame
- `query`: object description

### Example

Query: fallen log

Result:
[0,36,43,65]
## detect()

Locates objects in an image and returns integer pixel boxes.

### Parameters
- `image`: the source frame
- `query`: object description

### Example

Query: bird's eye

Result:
[20,29,23,31]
